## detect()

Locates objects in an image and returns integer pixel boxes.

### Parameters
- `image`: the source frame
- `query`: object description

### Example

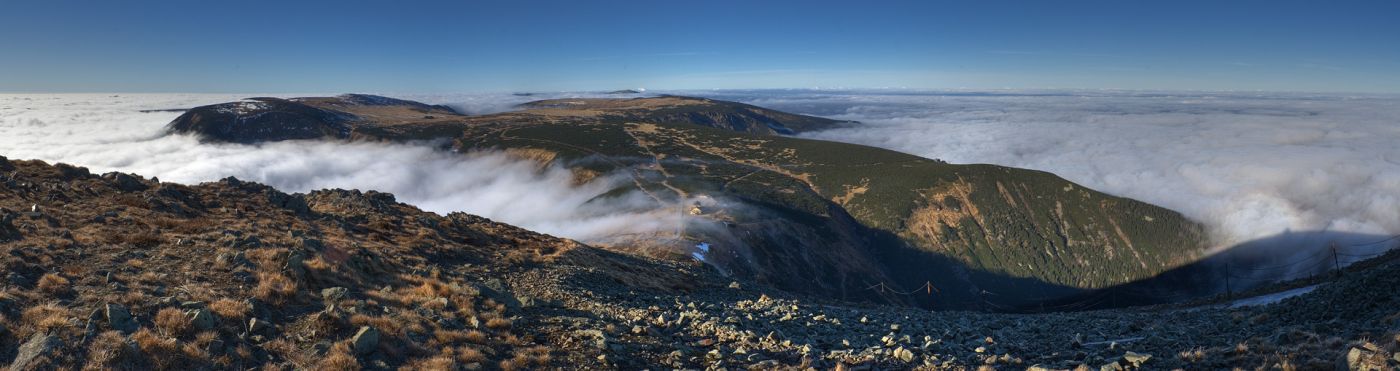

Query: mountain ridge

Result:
[165,94,1211,308]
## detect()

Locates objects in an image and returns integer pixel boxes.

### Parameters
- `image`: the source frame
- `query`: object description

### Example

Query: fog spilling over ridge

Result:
[0,93,684,242]
[4,90,1398,255]
[681,89,1400,248]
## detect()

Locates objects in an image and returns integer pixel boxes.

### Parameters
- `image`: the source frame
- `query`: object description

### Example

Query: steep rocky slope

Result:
[165,94,1210,308]
[1,157,1396,370]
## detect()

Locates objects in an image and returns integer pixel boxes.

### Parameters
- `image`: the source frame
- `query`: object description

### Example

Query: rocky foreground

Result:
[0,156,1397,370]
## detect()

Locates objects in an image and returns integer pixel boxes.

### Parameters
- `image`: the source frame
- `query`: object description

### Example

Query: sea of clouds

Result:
[679,89,1400,254]
[0,92,683,241]
[3,90,1397,260]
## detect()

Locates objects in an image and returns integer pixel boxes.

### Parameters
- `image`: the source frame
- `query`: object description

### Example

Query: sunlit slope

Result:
[169,94,1209,295]
[459,119,1207,288]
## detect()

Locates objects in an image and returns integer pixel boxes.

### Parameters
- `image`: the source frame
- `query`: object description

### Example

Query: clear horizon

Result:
[4,0,1399,94]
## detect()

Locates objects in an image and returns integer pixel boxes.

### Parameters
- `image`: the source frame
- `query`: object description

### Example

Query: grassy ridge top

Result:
[166,94,1209,296]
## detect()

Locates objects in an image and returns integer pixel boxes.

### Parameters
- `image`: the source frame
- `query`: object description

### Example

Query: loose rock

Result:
[105,303,137,333]
[352,326,380,354]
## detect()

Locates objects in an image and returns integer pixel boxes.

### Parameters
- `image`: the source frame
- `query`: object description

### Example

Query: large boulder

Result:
[10,332,62,370]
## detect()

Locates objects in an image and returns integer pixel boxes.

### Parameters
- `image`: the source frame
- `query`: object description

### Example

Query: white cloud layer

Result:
[0,93,682,242]
[680,89,1400,249]
[4,90,1396,262]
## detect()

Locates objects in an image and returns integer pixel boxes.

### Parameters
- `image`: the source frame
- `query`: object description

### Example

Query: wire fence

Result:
[856,235,1400,313]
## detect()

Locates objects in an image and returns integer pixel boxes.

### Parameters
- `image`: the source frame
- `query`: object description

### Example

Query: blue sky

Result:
[3,0,1398,93]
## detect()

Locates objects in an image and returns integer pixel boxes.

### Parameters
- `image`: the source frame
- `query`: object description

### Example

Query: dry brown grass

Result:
[406,280,449,301]
[315,342,361,371]
[21,302,74,336]
[500,346,552,370]
[486,317,512,330]
[147,216,213,234]
[1179,347,1207,363]
[455,346,487,364]
[403,355,454,371]
[254,272,298,304]
[245,248,287,269]
[154,307,189,337]
[112,230,162,248]
[516,346,552,366]
[83,330,136,370]
[430,329,473,345]
[208,298,251,321]
[131,328,181,369]
[111,194,148,208]
[36,273,71,295]
[464,330,488,344]
[303,255,333,271]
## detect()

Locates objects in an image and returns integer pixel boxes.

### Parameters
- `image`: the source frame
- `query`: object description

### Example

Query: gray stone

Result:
[10,332,61,370]
[321,287,349,302]
[296,237,324,251]
[7,272,30,287]
[352,326,380,354]
[248,317,269,333]
[82,308,102,337]
[188,308,217,331]
[476,279,522,310]
[105,172,148,192]
[575,329,608,350]
[893,346,915,363]
[1122,351,1151,367]
[313,340,332,355]
[284,249,306,273]
[105,303,137,333]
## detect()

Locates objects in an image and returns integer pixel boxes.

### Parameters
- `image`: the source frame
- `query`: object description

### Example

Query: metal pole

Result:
[1331,243,1342,277]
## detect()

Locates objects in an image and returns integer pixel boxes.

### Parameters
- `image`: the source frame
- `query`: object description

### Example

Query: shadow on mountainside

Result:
[1023,230,1400,312]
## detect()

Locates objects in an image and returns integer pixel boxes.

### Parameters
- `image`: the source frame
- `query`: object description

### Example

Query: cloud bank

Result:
[5,90,1396,264]
[0,93,682,242]
[681,89,1400,251]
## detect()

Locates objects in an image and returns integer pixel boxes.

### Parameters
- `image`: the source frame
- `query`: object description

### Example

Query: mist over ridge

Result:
[660,89,1400,250]
[0,93,688,242]
[4,89,1398,256]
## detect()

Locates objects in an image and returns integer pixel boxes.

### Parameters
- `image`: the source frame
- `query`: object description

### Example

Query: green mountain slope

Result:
[166,94,1209,306]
